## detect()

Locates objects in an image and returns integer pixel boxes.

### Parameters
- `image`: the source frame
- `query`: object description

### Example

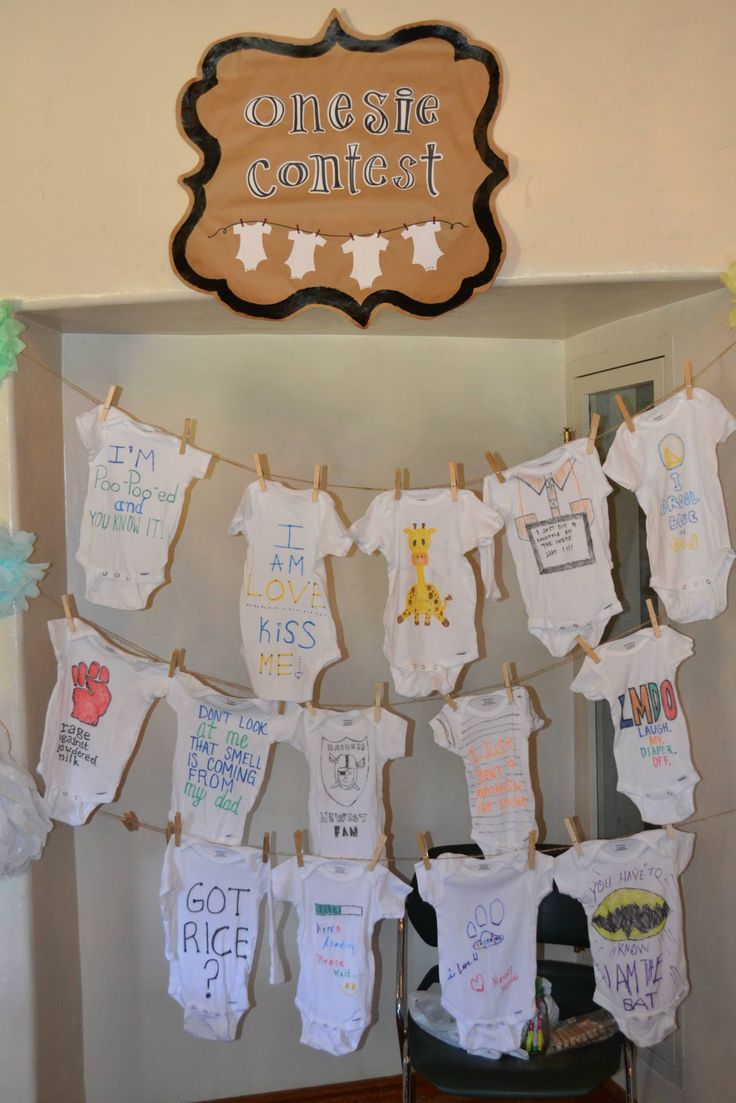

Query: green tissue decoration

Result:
[719,261,736,328]
[0,528,48,617]
[0,302,26,383]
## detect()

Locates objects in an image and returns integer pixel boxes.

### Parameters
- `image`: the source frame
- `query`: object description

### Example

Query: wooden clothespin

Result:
[367,833,387,871]
[448,462,458,501]
[614,394,635,433]
[564,816,583,857]
[586,413,601,455]
[61,593,77,633]
[122,810,140,832]
[417,832,431,870]
[305,701,316,716]
[99,385,119,422]
[443,693,458,711]
[294,830,304,868]
[179,418,192,455]
[684,360,694,400]
[312,464,321,502]
[168,648,184,678]
[254,454,267,491]
[374,682,383,723]
[527,830,538,870]
[576,635,601,664]
[665,824,676,839]
[173,812,182,847]
[485,451,505,483]
[501,662,514,703]
[646,598,662,638]
[262,831,270,863]
[394,468,402,500]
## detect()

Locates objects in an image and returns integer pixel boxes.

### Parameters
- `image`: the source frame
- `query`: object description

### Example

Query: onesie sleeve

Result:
[371,867,411,922]
[287,709,308,752]
[531,852,555,905]
[602,427,642,491]
[180,443,212,483]
[130,657,170,701]
[672,829,695,875]
[271,857,299,905]
[665,626,695,666]
[552,848,583,900]
[270,701,302,743]
[47,619,68,664]
[522,689,546,733]
[159,840,183,960]
[264,866,286,984]
[700,389,736,444]
[76,408,101,456]
[480,476,504,601]
[317,495,353,559]
[350,493,392,556]
[459,491,504,553]
[376,711,408,761]
[570,656,606,701]
[429,705,455,751]
[228,481,256,538]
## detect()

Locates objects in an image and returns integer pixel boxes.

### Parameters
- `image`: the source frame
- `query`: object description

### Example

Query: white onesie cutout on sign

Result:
[286,230,326,279]
[554,829,694,1048]
[229,479,352,702]
[351,489,503,697]
[571,626,699,823]
[160,838,284,1041]
[401,221,444,270]
[416,851,554,1056]
[430,688,541,855]
[233,221,272,271]
[165,671,300,843]
[272,856,410,1055]
[38,619,168,825]
[482,439,622,657]
[290,706,407,858]
[341,234,389,288]
[603,387,736,623]
[75,406,211,609]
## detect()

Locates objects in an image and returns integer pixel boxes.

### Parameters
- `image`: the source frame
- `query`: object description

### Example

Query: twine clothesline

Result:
[19,334,736,493]
[208,216,469,241]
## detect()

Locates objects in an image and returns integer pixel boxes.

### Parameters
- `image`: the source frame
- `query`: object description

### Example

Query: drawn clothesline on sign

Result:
[207,216,469,241]
[20,336,736,493]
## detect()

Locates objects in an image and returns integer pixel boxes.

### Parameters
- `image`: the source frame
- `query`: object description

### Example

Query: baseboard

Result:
[204,1072,629,1103]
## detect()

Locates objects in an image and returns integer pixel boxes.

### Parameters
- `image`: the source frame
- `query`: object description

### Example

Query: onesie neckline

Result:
[604,626,661,655]
[464,691,519,720]
[395,488,455,505]
[508,438,582,477]
[574,829,669,868]
[304,707,373,731]
[630,388,694,429]
[315,859,367,882]
[174,671,277,712]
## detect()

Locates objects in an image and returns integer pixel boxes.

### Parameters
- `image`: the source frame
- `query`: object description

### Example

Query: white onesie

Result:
[571,626,699,823]
[430,688,542,855]
[75,406,211,609]
[290,706,407,858]
[233,221,272,271]
[272,855,410,1054]
[160,837,283,1041]
[229,480,352,702]
[401,222,444,270]
[341,234,389,289]
[554,829,694,1047]
[482,439,622,657]
[165,671,300,843]
[603,387,736,623]
[416,851,554,1056]
[351,489,503,697]
[286,230,326,279]
[38,619,168,824]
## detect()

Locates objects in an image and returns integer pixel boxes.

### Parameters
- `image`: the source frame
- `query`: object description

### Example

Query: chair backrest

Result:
[406,843,589,950]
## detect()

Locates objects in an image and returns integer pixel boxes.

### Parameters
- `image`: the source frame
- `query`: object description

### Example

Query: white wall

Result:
[566,288,736,1103]
[3,0,735,305]
[58,332,569,1102]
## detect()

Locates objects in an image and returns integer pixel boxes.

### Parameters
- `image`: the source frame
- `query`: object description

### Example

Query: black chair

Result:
[396,843,634,1102]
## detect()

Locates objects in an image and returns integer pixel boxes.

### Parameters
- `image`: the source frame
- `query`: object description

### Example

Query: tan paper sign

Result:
[171,13,508,326]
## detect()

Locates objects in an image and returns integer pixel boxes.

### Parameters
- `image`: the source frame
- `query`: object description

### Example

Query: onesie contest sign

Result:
[171,13,507,326]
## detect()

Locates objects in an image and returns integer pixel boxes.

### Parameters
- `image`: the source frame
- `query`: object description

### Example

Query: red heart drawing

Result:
[470,974,485,993]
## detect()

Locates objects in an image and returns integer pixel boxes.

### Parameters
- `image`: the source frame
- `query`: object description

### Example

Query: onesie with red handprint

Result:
[38,619,168,825]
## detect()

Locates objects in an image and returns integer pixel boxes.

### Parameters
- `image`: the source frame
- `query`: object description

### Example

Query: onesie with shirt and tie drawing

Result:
[229,479,352,702]
[271,855,410,1055]
[38,619,168,825]
[482,438,622,657]
[603,387,736,623]
[571,626,699,823]
[416,850,554,1057]
[554,829,694,1048]
[351,489,503,697]
[75,406,211,610]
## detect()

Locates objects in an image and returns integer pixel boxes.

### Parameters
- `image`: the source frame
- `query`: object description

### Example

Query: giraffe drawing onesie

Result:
[351,489,502,697]
[397,523,452,627]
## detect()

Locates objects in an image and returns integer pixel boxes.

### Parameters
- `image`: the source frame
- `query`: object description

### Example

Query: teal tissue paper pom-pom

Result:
[0,528,48,617]
[0,302,26,383]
